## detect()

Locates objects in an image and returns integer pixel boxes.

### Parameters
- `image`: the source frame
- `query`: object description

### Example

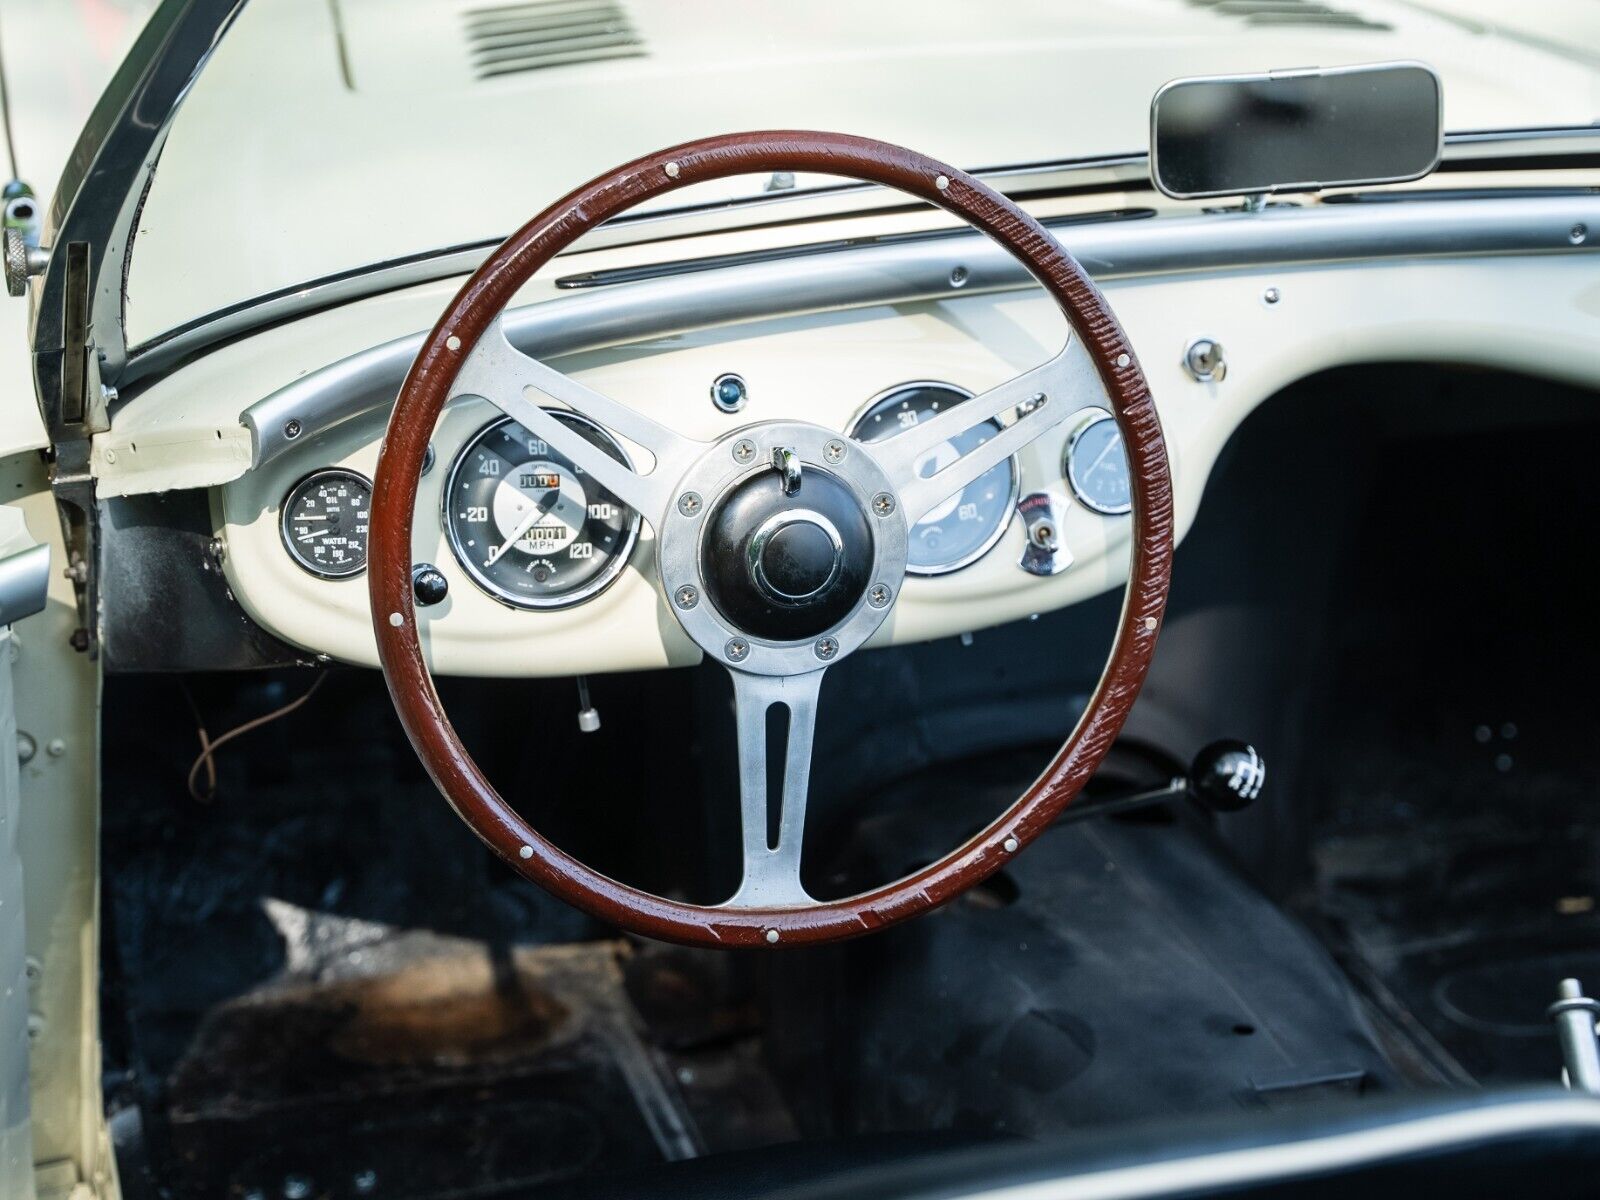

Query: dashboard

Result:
[88,183,1600,678]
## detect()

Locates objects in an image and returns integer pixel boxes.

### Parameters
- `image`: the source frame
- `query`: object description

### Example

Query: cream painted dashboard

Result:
[97,198,1600,678]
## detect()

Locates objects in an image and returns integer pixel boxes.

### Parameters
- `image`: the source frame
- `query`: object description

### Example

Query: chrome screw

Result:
[949,265,969,288]
[283,419,302,440]
[732,438,757,464]
[674,584,699,610]
[725,638,749,663]
[1571,224,1588,245]
[677,491,703,517]
[814,637,839,661]
[872,492,897,517]
[824,439,846,464]
[1262,286,1281,305]
[868,584,891,608]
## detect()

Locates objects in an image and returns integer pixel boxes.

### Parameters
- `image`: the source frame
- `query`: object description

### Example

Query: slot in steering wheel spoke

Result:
[721,667,826,910]
[452,318,705,529]
[869,336,1101,524]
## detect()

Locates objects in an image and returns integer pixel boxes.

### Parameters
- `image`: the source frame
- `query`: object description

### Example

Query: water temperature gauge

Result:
[280,469,371,578]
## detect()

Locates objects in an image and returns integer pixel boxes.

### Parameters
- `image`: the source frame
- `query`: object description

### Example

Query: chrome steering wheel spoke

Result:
[867,335,1101,525]
[451,318,706,530]
[721,667,826,910]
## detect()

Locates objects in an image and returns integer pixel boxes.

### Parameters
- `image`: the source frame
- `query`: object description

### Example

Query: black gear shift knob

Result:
[1188,740,1266,812]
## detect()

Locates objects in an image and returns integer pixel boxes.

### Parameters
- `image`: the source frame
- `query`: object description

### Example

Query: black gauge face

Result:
[280,469,371,578]
[443,412,640,610]
[1065,411,1132,515]
[850,383,1017,574]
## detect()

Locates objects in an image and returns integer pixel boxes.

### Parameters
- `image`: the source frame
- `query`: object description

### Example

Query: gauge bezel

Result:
[847,380,1020,576]
[1064,407,1133,516]
[279,467,373,579]
[441,410,642,612]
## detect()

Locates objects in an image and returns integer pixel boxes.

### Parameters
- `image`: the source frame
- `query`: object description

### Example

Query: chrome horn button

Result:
[749,510,844,605]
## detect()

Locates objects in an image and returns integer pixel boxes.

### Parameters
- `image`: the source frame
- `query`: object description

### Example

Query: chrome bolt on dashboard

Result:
[823,439,846,463]
[872,491,896,517]
[1570,224,1587,245]
[815,637,839,661]
[1262,286,1281,305]
[725,638,750,663]
[677,491,703,517]
[282,418,302,440]
[732,438,757,464]
[869,583,891,608]
[674,584,699,610]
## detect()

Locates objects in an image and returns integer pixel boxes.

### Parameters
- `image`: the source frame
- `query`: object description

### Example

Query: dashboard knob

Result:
[411,562,449,607]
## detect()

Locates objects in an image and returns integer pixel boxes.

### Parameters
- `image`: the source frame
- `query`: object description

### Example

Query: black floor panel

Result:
[1296,403,1600,1086]
[768,750,1400,1138]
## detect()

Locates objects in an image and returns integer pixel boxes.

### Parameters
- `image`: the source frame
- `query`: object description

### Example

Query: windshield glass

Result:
[121,0,1600,345]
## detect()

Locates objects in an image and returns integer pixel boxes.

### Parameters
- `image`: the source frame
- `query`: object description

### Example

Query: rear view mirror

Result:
[1150,61,1443,200]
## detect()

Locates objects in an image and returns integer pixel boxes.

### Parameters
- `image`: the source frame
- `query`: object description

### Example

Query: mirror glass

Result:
[1150,62,1443,200]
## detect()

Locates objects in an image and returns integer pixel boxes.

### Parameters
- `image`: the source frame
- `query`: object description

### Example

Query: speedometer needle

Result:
[486,489,562,565]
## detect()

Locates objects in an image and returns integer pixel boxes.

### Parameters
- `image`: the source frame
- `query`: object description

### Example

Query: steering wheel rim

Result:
[369,131,1173,948]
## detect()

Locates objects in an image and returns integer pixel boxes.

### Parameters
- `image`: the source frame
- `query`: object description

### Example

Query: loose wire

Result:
[181,673,328,803]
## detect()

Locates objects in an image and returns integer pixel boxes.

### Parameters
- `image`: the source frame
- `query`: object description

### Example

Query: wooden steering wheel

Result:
[369,132,1173,948]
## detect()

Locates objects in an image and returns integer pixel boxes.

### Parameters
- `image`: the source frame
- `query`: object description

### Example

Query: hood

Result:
[120,0,1600,344]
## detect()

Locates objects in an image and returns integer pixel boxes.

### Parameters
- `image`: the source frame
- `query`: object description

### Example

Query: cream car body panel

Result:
[127,0,1600,342]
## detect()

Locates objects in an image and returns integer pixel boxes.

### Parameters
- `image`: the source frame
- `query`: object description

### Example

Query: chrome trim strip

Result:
[0,543,48,627]
[241,194,1600,471]
[961,1097,1600,1200]
[124,128,1599,388]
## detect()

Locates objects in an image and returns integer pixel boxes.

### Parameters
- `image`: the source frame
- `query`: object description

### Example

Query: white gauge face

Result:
[280,469,372,578]
[444,412,640,610]
[1065,411,1133,515]
[850,383,1018,574]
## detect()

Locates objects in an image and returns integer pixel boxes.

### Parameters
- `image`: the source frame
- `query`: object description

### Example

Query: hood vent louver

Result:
[463,0,646,81]
[1184,0,1391,32]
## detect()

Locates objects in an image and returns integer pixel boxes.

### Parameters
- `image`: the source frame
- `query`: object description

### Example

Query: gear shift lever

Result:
[1059,740,1266,826]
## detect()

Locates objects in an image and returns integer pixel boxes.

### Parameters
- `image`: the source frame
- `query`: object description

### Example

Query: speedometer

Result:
[443,412,640,610]
[850,382,1017,575]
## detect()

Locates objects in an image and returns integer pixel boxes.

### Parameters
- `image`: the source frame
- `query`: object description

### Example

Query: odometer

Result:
[443,412,640,610]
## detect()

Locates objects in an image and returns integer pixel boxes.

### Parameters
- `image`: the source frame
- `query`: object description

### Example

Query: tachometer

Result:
[280,468,371,578]
[850,382,1017,574]
[443,412,640,610]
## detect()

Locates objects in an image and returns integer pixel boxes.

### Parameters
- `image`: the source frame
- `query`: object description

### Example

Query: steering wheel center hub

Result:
[655,421,908,672]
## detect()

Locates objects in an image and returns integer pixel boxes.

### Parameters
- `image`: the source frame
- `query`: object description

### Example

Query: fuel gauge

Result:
[1064,410,1132,516]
